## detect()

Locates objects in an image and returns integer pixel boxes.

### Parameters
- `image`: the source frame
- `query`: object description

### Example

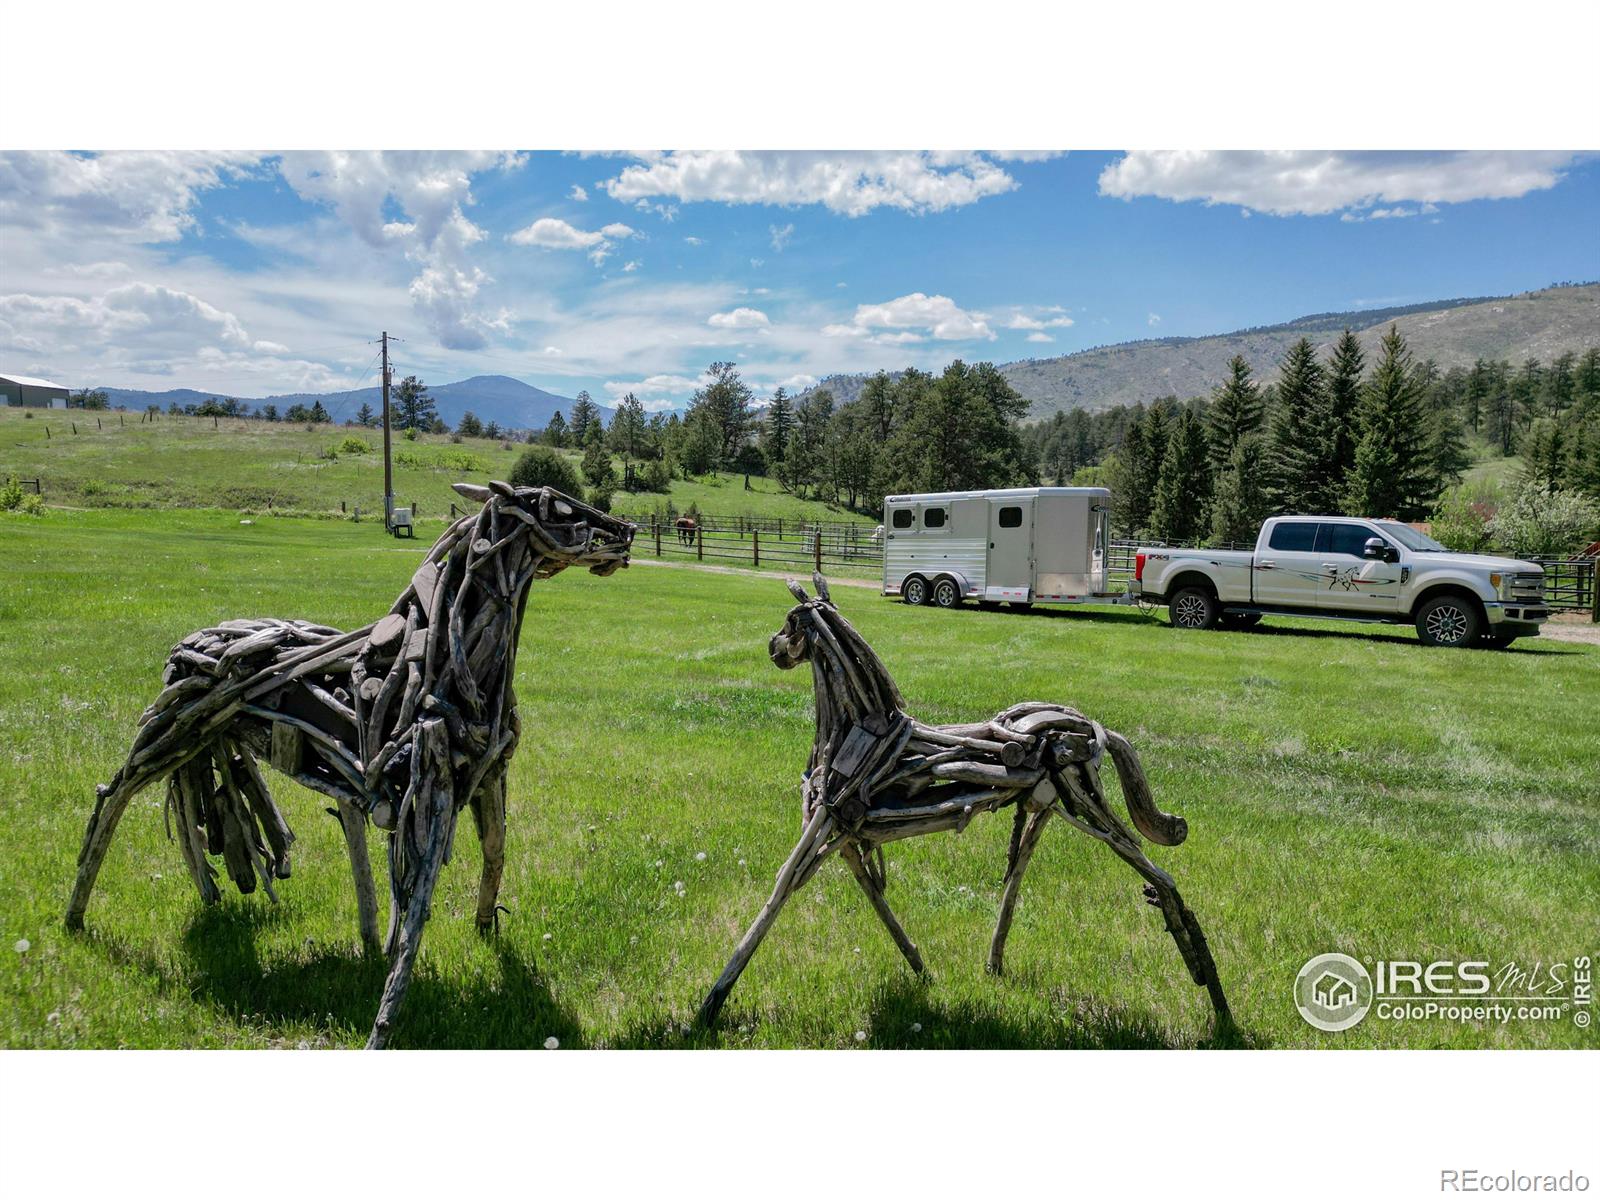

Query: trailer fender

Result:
[934,570,977,598]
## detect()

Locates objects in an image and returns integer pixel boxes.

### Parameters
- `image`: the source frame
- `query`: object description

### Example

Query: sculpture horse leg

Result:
[332,794,381,954]
[841,841,923,974]
[987,801,1052,975]
[1050,764,1231,1023]
[698,807,837,1028]
[368,718,456,1049]
[470,773,508,935]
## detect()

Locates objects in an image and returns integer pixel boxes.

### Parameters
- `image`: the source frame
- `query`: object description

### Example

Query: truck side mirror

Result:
[1363,538,1395,562]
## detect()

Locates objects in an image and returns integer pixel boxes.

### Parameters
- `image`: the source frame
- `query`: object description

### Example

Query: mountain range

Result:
[800,283,1600,419]
[96,375,600,431]
[88,283,1597,428]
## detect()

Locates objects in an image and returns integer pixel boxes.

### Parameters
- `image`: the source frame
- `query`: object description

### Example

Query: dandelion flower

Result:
[544,1036,560,1050]
[13,939,29,954]
[542,933,553,942]
[911,1022,923,1034]
[854,1030,867,1043]
[695,851,707,862]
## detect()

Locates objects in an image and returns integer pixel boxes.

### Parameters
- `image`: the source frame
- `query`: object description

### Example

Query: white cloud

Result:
[769,222,794,252]
[0,283,280,355]
[1005,310,1074,331]
[508,216,639,264]
[602,371,710,410]
[1026,332,1053,343]
[276,150,524,349]
[1098,151,1583,218]
[1147,312,1162,326]
[621,260,641,273]
[569,184,588,202]
[824,292,994,344]
[683,236,703,246]
[0,150,258,243]
[602,151,1023,217]
[707,306,770,329]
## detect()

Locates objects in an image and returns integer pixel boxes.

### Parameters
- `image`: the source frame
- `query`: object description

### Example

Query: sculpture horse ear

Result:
[785,578,809,603]
[451,482,493,504]
[811,572,831,603]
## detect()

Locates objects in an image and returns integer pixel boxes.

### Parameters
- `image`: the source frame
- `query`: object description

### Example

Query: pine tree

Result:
[607,393,648,467]
[355,402,376,428]
[1324,329,1365,486]
[543,410,568,448]
[1209,434,1271,546]
[569,391,600,445]
[581,431,615,487]
[1518,419,1566,490]
[685,361,755,468]
[1205,355,1263,472]
[309,400,330,423]
[763,388,793,464]
[1150,407,1212,544]
[1264,338,1334,512]
[457,410,483,438]
[1343,326,1437,520]
[393,376,436,431]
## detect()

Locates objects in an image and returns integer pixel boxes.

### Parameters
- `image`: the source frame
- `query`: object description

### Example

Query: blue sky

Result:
[2,150,1596,408]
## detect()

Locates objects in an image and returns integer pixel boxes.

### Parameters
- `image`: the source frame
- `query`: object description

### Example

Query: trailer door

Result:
[985,499,1034,601]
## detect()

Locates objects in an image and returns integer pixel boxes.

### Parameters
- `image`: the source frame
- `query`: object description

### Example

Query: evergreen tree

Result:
[1324,329,1365,484]
[763,388,793,464]
[1209,435,1271,546]
[1343,326,1437,520]
[1518,419,1566,490]
[355,402,376,428]
[457,410,483,438]
[1205,355,1264,472]
[685,361,755,468]
[581,431,615,487]
[568,391,601,445]
[309,400,330,423]
[1149,407,1212,544]
[261,404,279,422]
[393,376,436,431]
[543,410,568,448]
[484,420,501,441]
[1264,338,1336,512]
[607,393,649,467]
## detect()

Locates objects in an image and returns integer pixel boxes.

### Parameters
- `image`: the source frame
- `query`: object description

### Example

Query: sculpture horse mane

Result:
[699,573,1229,1028]
[65,481,634,1047]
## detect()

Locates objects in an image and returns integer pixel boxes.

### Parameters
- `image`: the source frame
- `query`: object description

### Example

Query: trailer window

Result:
[922,507,946,529]
[997,506,1023,528]
[1267,521,1317,552]
[890,509,913,529]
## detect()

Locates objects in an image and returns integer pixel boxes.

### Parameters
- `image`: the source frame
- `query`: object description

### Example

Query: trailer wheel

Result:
[932,578,962,608]
[903,576,929,606]
[1170,587,1219,630]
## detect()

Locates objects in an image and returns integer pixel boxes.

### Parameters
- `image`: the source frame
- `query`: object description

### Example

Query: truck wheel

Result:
[1220,612,1262,630]
[903,576,929,606]
[1170,587,1219,630]
[932,578,962,608]
[1415,595,1481,647]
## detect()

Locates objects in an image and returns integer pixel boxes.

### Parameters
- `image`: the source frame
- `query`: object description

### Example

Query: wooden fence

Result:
[626,512,882,576]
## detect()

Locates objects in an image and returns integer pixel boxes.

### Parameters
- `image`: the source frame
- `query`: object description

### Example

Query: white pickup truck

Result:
[1132,515,1549,648]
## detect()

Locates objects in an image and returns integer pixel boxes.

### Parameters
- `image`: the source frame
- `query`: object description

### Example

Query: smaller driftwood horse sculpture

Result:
[699,574,1229,1027]
[65,482,633,1047]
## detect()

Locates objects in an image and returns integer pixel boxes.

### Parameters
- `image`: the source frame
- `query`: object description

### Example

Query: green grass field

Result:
[1,508,1596,1048]
[0,407,861,524]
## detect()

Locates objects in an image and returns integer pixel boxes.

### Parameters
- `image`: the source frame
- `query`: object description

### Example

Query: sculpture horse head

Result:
[449,481,634,578]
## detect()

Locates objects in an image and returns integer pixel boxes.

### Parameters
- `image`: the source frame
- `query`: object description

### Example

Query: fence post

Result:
[814,526,822,572]
[697,526,704,561]
[653,517,661,557]
[1591,560,1598,624]
[753,529,760,567]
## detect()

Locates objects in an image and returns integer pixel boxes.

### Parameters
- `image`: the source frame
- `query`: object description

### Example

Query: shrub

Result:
[638,459,672,493]
[1427,481,1499,553]
[0,477,24,511]
[338,436,372,455]
[588,484,615,512]
[20,492,44,516]
[508,445,583,497]
[1488,482,1600,558]
[403,427,419,442]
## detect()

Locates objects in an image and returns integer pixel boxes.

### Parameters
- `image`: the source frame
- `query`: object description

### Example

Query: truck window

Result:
[891,509,913,529]
[997,506,1023,528]
[1267,521,1318,552]
[1316,523,1381,557]
[923,507,946,529]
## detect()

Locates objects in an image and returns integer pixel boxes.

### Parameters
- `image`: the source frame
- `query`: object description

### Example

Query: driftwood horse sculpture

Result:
[65,482,634,1047]
[699,574,1229,1028]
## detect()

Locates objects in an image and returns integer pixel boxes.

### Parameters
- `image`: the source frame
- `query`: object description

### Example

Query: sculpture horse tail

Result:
[1097,727,1188,847]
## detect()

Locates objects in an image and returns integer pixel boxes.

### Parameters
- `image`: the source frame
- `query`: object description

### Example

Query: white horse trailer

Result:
[881,487,1126,609]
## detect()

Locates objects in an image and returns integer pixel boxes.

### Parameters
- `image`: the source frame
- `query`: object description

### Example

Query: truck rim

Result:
[1174,594,1209,627]
[1425,603,1469,644]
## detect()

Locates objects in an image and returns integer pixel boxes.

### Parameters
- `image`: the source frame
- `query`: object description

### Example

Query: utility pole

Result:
[380,330,394,530]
